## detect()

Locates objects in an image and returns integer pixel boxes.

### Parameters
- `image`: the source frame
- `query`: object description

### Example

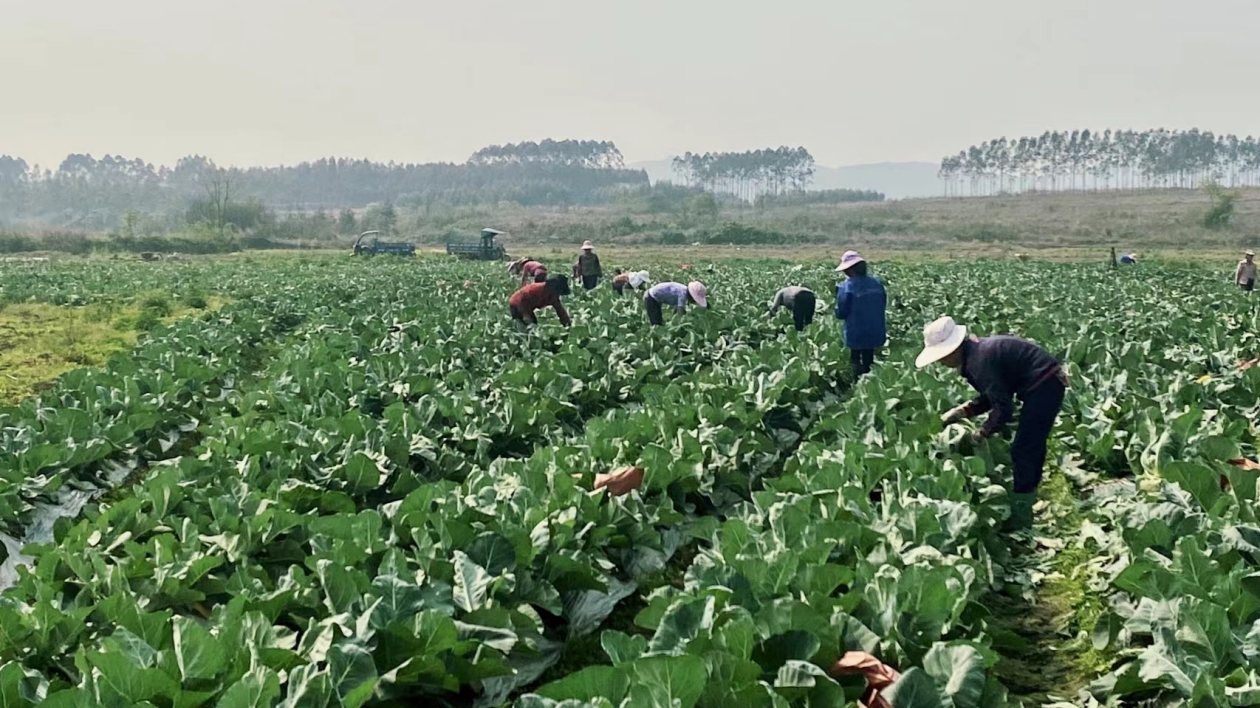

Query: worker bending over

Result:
[769,286,817,331]
[917,316,1067,532]
[613,270,650,295]
[509,276,572,328]
[644,281,707,326]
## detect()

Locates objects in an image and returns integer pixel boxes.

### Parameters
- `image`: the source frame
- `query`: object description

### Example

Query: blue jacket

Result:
[835,275,887,350]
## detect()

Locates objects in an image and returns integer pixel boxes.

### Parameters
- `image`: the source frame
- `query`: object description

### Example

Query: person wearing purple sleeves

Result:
[644,281,707,326]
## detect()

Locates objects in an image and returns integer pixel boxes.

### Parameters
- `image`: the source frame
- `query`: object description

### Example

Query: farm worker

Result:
[769,286,817,331]
[1236,250,1257,291]
[834,251,887,378]
[612,270,650,295]
[1119,253,1137,265]
[644,281,707,326]
[507,257,529,277]
[573,241,603,291]
[918,316,1068,532]
[518,260,548,286]
[509,276,572,327]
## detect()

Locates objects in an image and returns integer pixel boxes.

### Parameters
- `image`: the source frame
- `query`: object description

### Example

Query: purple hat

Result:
[835,250,865,272]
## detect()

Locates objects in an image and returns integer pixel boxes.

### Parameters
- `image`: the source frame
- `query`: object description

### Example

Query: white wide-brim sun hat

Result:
[629,271,650,288]
[687,281,708,308]
[915,316,968,368]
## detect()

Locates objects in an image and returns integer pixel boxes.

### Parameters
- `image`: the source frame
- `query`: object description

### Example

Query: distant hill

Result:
[630,159,942,200]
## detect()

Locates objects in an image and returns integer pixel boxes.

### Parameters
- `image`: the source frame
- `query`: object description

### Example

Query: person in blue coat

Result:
[835,251,887,379]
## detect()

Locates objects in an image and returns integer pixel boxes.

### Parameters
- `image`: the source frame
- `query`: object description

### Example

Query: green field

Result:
[0,253,1258,707]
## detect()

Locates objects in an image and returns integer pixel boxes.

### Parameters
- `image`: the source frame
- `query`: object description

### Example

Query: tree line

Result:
[0,145,648,230]
[466,140,625,169]
[670,147,815,201]
[938,128,1260,197]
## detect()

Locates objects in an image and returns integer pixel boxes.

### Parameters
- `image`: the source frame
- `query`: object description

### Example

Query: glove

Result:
[941,404,971,426]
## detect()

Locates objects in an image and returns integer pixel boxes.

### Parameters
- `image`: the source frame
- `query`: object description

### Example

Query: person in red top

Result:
[519,260,548,286]
[509,276,572,327]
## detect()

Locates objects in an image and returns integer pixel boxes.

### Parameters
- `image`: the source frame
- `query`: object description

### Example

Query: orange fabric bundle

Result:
[594,467,644,497]
[830,652,900,708]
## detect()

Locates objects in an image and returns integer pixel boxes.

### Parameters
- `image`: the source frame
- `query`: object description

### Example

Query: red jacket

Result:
[509,283,571,326]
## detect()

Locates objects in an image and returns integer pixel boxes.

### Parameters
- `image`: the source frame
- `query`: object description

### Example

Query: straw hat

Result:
[687,281,708,308]
[581,240,594,250]
[835,250,865,272]
[915,316,968,368]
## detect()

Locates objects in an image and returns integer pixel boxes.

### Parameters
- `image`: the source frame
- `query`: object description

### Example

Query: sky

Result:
[5,0,1260,171]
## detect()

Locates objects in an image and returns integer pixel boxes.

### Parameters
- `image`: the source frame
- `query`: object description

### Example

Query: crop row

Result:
[0,257,1026,707]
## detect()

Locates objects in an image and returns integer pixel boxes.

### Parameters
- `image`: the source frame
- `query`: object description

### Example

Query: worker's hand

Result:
[941,404,971,426]
[970,430,988,443]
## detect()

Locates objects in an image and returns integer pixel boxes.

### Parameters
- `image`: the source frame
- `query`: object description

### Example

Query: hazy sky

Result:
[5,0,1259,170]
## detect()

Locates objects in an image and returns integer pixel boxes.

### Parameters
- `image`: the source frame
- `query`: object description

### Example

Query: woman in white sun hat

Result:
[644,280,707,326]
[612,269,650,295]
[917,316,1067,532]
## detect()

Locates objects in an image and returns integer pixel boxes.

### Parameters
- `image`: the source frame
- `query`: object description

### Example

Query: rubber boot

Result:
[1003,492,1036,532]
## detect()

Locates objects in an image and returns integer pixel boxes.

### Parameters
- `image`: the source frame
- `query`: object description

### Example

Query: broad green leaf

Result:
[535,666,629,704]
[328,643,378,708]
[923,643,986,708]
[626,655,706,708]
[86,652,179,706]
[173,616,226,682]
[882,668,945,708]
[601,631,647,666]
[453,551,494,613]
[216,666,281,708]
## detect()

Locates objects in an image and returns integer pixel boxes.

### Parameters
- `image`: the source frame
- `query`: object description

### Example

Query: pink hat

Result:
[581,240,594,250]
[836,250,865,272]
[687,281,708,308]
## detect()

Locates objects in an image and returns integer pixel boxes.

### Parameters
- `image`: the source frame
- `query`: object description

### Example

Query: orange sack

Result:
[594,466,645,497]
[830,651,900,708]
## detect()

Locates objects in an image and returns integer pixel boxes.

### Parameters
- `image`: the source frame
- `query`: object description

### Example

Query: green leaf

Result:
[0,662,47,707]
[923,643,986,708]
[626,655,706,708]
[1198,436,1241,462]
[648,597,714,656]
[369,575,425,630]
[601,631,647,666]
[215,666,281,708]
[173,616,226,682]
[467,533,517,576]
[535,666,629,704]
[328,643,378,708]
[452,551,494,613]
[883,668,945,708]
[280,664,332,708]
[86,652,179,706]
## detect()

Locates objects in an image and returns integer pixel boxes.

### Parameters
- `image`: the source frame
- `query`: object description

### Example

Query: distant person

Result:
[507,257,530,277]
[834,251,887,378]
[573,241,603,290]
[769,286,817,331]
[613,270,649,295]
[644,281,707,326]
[919,316,1067,532]
[1237,250,1257,291]
[509,276,572,328]
[517,259,548,286]
[1119,253,1138,265]
[1109,246,1117,269]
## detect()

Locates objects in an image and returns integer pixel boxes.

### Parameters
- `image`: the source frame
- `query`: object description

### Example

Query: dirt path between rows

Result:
[987,470,1112,707]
